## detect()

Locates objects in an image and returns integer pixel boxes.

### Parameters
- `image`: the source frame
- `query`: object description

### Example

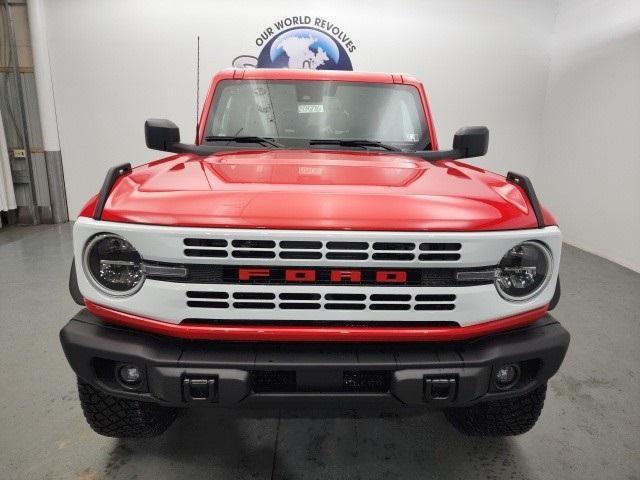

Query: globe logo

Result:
[257,27,353,70]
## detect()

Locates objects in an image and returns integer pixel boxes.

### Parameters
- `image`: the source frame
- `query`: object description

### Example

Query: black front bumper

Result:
[60,310,569,408]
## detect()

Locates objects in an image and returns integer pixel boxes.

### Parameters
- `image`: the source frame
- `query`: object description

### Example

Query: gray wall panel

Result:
[0,71,50,209]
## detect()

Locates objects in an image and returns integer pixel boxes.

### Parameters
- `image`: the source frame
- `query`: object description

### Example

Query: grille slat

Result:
[370,294,411,301]
[184,249,228,258]
[279,251,323,260]
[232,250,276,259]
[372,253,415,261]
[280,303,322,310]
[419,243,462,251]
[184,239,227,247]
[326,242,368,250]
[187,300,229,308]
[415,294,457,302]
[372,242,414,251]
[233,302,276,309]
[326,252,369,260]
[415,304,456,311]
[419,253,461,261]
[370,304,411,311]
[186,291,229,299]
[279,293,321,300]
[279,241,322,249]
[232,240,275,249]
[325,293,366,301]
[325,303,367,310]
[232,292,276,300]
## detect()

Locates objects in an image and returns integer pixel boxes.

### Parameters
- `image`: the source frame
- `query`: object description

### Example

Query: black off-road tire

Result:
[444,384,547,436]
[78,378,178,438]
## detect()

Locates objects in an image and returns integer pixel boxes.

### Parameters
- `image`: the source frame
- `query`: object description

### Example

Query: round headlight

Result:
[495,241,552,302]
[83,234,144,296]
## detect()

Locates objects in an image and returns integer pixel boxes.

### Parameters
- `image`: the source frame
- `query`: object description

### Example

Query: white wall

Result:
[43,0,556,219]
[537,0,640,271]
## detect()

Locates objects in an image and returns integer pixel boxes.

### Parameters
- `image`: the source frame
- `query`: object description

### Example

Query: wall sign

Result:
[233,16,356,70]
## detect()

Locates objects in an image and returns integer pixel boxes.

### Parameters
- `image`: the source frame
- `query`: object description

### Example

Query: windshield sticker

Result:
[406,133,419,142]
[298,104,324,113]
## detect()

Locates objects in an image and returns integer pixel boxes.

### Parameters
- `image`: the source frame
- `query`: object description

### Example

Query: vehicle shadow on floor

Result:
[110,408,534,480]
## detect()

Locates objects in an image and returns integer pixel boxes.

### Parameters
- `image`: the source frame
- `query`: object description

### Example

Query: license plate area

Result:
[250,369,391,393]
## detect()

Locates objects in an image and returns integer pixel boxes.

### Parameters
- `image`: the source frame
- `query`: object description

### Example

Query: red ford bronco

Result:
[61,69,568,438]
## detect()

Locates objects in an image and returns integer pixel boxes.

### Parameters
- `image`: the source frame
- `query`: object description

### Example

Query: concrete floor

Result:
[0,223,638,480]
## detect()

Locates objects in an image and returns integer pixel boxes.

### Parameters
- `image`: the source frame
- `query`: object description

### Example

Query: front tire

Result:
[444,384,547,436]
[77,378,177,438]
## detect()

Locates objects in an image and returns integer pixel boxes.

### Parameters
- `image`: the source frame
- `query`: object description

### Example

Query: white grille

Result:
[73,218,562,326]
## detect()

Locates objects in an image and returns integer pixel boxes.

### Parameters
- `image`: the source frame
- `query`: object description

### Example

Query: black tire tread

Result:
[77,378,177,438]
[444,384,547,436]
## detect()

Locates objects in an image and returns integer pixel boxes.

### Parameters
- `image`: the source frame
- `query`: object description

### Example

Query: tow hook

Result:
[424,376,457,404]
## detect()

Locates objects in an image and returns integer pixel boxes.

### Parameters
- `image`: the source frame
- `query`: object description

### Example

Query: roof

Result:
[218,68,416,84]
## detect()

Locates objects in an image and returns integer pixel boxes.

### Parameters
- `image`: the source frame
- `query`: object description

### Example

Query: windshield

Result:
[204,80,430,151]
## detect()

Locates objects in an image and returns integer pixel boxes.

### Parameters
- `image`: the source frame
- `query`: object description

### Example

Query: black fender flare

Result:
[69,259,85,306]
[548,277,561,311]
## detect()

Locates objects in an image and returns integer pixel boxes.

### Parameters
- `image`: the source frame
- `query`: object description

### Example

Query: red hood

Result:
[95,150,548,231]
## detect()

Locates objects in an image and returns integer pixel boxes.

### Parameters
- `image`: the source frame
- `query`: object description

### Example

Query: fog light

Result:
[495,364,519,389]
[118,364,142,386]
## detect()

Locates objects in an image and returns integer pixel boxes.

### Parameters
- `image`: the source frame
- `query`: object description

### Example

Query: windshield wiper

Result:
[204,136,284,148]
[309,139,401,152]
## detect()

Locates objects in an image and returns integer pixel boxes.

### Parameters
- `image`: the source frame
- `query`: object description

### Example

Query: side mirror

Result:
[143,119,237,157]
[452,126,489,158]
[145,118,180,152]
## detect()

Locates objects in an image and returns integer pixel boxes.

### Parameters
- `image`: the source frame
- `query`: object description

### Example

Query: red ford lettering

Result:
[238,268,270,281]
[375,271,408,283]
[330,270,362,283]
[285,269,316,282]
